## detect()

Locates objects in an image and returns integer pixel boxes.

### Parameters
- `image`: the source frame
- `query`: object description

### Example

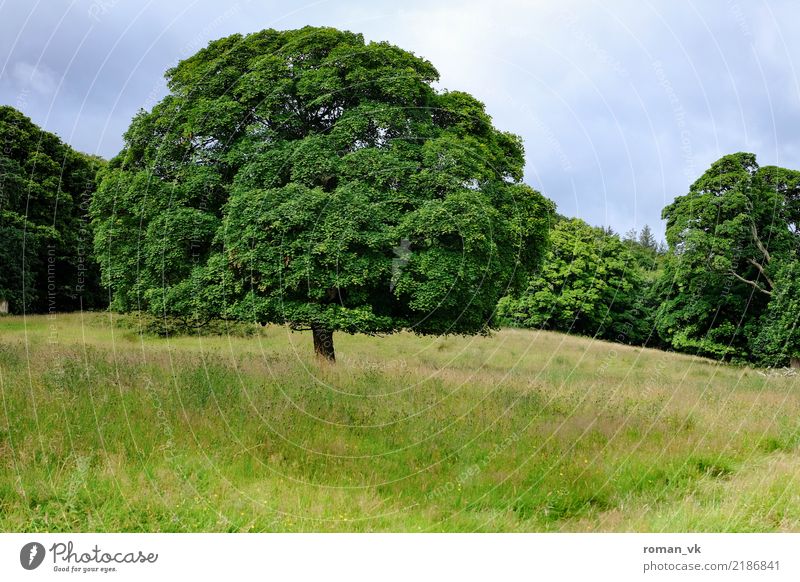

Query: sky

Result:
[1,0,798,238]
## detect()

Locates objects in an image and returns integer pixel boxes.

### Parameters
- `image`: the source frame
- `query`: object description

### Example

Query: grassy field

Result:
[1,312,799,532]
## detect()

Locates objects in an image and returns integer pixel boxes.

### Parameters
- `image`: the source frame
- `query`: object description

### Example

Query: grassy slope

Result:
[1,313,799,532]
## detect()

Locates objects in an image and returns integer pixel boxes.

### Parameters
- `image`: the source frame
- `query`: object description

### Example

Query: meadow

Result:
[0,312,799,532]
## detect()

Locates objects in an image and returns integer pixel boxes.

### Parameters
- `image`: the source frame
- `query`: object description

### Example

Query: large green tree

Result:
[655,153,800,361]
[0,106,103,314]
[91,27,554,360]
[498,218,650,344]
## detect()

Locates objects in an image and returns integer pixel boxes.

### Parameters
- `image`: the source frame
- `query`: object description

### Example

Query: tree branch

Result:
[729,269,772,296]
[747,257,775,289]
[750,222,771,263]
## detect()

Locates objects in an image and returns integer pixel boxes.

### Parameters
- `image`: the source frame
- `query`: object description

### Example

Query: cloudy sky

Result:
[1,0,798,237]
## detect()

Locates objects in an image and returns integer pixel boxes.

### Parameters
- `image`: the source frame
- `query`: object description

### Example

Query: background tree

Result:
[655,153,800,361]
[0,106,103,314]
[638,224,657,252]
[498,218,650,344]
[91,27,554,360]
[622,224,663,271]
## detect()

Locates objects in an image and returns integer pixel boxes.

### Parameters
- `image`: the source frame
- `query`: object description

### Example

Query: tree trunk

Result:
[791,357,800,369]
[312,326,335,362]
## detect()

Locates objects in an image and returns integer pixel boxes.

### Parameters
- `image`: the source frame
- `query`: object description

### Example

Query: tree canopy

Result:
[498,218,650,343]
[0,106,103,314]
[91,26,554,359]
[655,152,800,362]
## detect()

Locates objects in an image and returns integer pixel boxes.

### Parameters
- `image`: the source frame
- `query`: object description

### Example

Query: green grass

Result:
[1,312,799,532]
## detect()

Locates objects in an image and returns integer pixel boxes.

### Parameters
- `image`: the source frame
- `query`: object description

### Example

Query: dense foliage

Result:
[749,261,800,367]
[498,218,653,343]
[0,106,103,314]
[90,26,554,359]
[500,151,800,367]
[654,153,800,363]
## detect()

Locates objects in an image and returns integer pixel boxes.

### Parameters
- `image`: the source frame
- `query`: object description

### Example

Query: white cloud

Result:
[11,61,57,95]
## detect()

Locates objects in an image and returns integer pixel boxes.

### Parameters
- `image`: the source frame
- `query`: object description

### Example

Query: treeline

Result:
[3,27,800,367]
[501,152,800,368]
[498,218,663,346]
[0,106,104,313]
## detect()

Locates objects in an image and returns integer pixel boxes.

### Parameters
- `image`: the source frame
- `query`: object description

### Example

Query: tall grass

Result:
[1,313,799,532]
